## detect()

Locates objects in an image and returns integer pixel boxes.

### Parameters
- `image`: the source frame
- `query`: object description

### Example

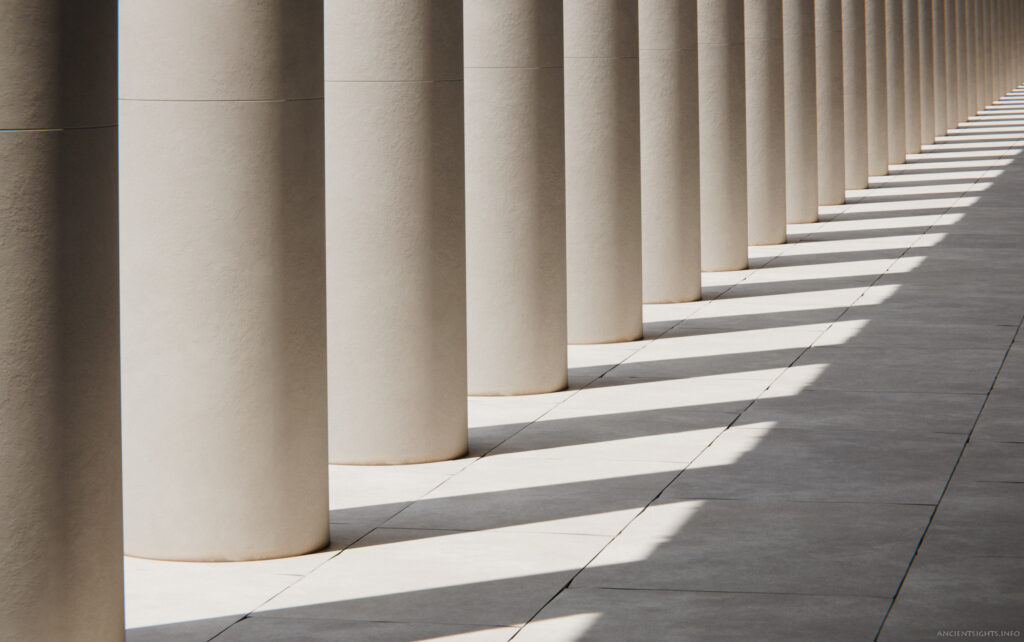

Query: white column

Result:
[465,0,567,394]
[817,0,846,205]
[956,0,968,120]
[844,0,870,188]
[867,0,890,174]
[887,0,907,163]
[920,0,936,144]
[640,0,703,299]
[326,1,467,463]
[975,0,987,110]
[933,0,948,136]
[565,0,643,339]
[699,0,749,268]
[964,0,977,115]
[904,0,922,154]
[746,0,788,244]
[944,0,958,128]
[784,0,819,222]
[0,3,122,638]
[121,1,328,559]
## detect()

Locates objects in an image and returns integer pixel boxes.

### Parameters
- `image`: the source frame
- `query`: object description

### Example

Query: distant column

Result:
[964,0,977,115]
[867,0,890,174]
[746,0,788,244]
[699,0,749,268]
[465,0,567,393]
[844,0,870,188]
[955,0,968,120]
[920,0,936,144]
[887,0,907,163]
[565,0,643,339]
[784,0,819,222]
[904,0,922,153]
[974,0,987,110]
[0,2,122,638]
[944,0,958,128]
[816,0,846,205]
[933,0,948,136]
[640,0,703,298]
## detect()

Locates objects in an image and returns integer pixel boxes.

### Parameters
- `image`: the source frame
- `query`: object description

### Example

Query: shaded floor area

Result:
[126,89,1024,641]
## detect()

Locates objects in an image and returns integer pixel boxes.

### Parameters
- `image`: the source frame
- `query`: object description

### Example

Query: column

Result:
[566,0,643,338]
[0,2,122,638]
[844,0,870,188]
[920,0,936,144]
[784,0,819,222]
[640,0,703,298]
[975,0,987,110]
[887,0,907,163]
[326,1,467,463]
[746,0,788,244]
[945,0,958,128]
[699,0,749,268]
[964,0,977,115]
[956,0,968,120]
[817,0,846,205]
[933,0,948,136]
[867,0,890,174]
[121,1,328,558]
[904,0,922,154]
[465,0,567,393]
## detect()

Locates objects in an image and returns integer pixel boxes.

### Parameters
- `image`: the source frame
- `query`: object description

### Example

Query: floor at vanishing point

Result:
[127,90,1024,641]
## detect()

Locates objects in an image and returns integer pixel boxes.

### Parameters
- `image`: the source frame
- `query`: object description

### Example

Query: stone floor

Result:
[126,90,1024,641]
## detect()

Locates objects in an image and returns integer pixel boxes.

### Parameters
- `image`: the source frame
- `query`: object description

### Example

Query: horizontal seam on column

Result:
[638,47,699,52]
[323,79,462,84]
[564,55,639,60]
[464,64,563,69]
[117,97,323,103]
[0,124,117,132]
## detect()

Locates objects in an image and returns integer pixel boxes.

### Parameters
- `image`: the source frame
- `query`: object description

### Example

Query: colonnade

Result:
[2,0,1023,637]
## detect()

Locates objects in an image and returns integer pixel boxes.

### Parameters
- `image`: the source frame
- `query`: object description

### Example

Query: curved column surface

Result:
[325,1,467,461]
[465,0,567,393]
[121,0,329,559]
[955,0,968,121]
[886,0,907,163]
[565,0,643,339]
[920,0,936,144]
[844,0,870,188]
[0,2,122,638]
[640,0,703,298]
[944,0,958,128]
[932,0,948,136]
[974,0,987,110]
[699,0,749,268]
[982,0,993,103]
[745,0,788,244]
[903,0,921,154]
[964,0,976,115]
[816,0,846,205]
[784,0,819,222]
[867,0,890,174]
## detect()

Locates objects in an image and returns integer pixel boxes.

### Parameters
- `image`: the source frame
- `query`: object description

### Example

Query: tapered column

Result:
[816,0,846,205]
[844,0,869,188]
[566,0,642,339]
[326,1,467,462]
[920,0,935,144]
[465,0,566,393]
[699,0,749,268]
[640,0,702,298]
[746,0,788,244]
[933,0,948,136]
[944,0,958,128]
[867,0,890,174]
[0,3,122,638]
[904,0,922,154]
[121,1,328,558]
[886,0,906,163]
[784,0,819,222]
[955,0,968,121]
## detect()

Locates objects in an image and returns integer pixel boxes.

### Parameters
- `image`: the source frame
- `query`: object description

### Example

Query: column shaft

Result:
[955,0,968,121]
[904,0,922,154]
[0,2,122,637]
[326,0,467,463]
[933,0,948,135]
[121,1,328,558]
[944,0,958,128]
[844,0,870,188]
[817,0,846,204]
[784,0,819,222]
[920,0,936,144]
[975,0,987,110]
[565,0,642,338]
[641,0,703,296]
[699,0,749,267]
[887,0,907,163]
[964,0,976,115]
[746,0,788,243]
[465,0,567,393]
[867,0,890,174]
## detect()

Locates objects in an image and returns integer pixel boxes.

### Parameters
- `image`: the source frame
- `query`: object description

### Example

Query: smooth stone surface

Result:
[218,617,516,642]
[783,0,819,222]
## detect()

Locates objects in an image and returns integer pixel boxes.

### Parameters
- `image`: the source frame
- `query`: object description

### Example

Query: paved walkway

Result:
[127,89,1024,641]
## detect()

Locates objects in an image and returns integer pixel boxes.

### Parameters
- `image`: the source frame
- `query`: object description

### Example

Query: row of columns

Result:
[3,0,1023,637]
